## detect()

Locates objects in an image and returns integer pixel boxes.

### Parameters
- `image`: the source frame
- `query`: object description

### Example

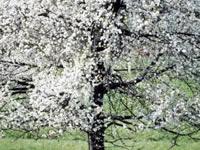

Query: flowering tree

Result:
[0,0,200,149]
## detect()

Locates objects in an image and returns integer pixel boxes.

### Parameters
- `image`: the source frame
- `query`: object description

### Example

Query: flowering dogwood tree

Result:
[0,0,200,149]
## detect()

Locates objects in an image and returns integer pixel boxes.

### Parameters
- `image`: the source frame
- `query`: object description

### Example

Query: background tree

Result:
[0,0,200,150]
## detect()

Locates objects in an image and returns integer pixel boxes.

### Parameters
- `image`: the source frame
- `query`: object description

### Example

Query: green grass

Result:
[1,130,200,150]
[1,137,200,150]
[0,138,87,150]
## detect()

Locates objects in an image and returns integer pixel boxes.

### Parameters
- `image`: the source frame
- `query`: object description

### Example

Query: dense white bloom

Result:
[0,0,199,140]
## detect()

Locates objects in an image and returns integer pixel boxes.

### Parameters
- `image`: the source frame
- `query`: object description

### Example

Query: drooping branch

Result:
[0,59,38,68]
[107,50,173,90]
[107,64,175,91]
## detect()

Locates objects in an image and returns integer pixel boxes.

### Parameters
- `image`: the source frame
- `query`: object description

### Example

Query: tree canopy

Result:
[0,0,200,149]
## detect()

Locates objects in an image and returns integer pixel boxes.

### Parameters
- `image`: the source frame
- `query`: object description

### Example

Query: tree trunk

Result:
[88,61,106,150]
[88,114,105,150]
[88,84,106,150]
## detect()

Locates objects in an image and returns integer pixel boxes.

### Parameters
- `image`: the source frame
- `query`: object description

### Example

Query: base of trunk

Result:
[88,113,105,150]
[88,127,105,150]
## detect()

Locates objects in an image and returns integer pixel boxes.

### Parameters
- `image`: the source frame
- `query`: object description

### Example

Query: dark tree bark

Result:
[88,113,105,150]
[88,62,106,150]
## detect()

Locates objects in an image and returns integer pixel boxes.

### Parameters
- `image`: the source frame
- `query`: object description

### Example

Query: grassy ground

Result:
[0,130,200,150]
[0,139,87,150]
[1,138,200,150]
